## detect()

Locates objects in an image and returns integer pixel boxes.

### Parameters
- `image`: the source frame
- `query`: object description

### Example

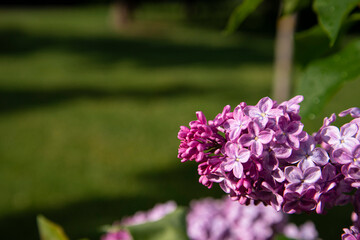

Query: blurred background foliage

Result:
[0,0,359,239]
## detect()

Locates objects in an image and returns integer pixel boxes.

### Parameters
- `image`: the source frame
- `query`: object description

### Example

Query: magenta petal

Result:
[196,111,207,124]
[303,167,321,184]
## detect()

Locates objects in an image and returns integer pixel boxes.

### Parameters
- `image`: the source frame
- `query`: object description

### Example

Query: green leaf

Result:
[37,215,70,240]
[295,25,335,66]
[296,40,360,118]
[295,13,360,66]
[127,207,188,240]
[313,0,360,46]
[225,0,264,34]
[283,0,311,15]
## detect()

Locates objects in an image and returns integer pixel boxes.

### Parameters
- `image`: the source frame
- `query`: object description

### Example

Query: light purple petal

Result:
[229,127,242,141]
[233,162,244,178]
[342,138,360,151]
[332,148,353,164]
[303,167,321,184]
[258,97,273,113]
[288,134,300,149]
[239,134,254,147]
[272,168,285,182]
[252,141,264,157]
[222,160,235,172]
[298,158,316,172]
[268,108,284,117]
[258,130,273,144]
[272,145,292,159]
[309,147,329,166]
[341,123,358,137]
[354,145,360,159]
[286,121,303,135]
[347,164,360,179]
[225,143,238,158]
[321,126,340,145]
[285,166,303,183]
[245,106,261,118]
[287,150,305,164]
[237,149,251,163]
[264,154,279,171]
[339,107,360,118]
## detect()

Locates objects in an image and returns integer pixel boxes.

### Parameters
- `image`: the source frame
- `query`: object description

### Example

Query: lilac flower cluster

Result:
[177,96,360,233]
[187,197,317,240]
[101,198,318,240]
[101,201,177,240]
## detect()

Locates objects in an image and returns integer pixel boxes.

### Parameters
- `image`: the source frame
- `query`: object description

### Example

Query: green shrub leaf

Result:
[127,207,188,240]
[313,0,360,46]
[225,0,264,34]
[37,215,70,240]
[296,40,360,118]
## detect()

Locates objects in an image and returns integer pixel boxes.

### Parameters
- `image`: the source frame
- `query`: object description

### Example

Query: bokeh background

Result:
[0,0,359,239]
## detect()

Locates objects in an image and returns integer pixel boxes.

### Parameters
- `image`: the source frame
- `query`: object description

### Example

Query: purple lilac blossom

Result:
[283,221,318,240]
[178,95,360,239]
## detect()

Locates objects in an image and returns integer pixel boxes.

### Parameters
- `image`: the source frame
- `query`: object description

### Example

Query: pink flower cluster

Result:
[177,96,360,237]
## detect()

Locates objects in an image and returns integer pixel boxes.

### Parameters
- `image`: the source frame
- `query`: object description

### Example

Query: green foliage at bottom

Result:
[37,215,70,240]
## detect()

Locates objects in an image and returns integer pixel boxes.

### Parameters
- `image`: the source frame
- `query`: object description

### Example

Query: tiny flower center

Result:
[354,158,357,162]
[340,139,345,143]
[261,112,266,117]
[254,136,259,141]
[236,158,241,162]
[305,154,309,158]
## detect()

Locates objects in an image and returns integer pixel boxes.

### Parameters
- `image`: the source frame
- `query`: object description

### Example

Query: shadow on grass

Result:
[0,163,222,240]
[0,27,273,67]
[0,84,223,113]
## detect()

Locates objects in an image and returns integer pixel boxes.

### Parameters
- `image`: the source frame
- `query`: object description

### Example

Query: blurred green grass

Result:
[0,3,359,240]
